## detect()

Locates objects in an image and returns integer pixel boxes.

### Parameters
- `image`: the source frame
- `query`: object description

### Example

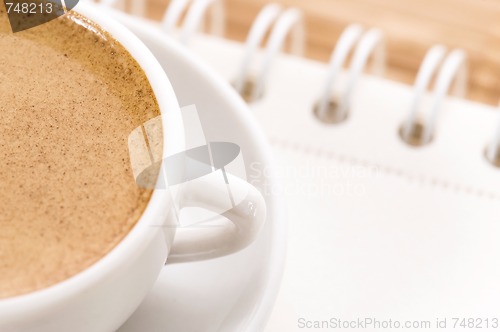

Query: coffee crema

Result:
[0,5,162,298]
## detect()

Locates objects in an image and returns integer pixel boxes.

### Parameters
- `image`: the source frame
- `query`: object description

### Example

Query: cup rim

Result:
[0,2,183,311]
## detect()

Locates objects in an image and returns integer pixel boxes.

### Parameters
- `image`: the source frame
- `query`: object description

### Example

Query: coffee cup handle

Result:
[166,172,266,263]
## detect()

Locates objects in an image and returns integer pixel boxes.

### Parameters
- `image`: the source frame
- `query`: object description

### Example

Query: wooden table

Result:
[143,0,500,106]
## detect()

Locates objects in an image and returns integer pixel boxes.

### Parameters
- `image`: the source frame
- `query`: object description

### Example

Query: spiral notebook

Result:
[104,1,500,330]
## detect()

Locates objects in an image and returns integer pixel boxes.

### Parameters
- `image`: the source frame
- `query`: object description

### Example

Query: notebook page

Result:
[189,35,500,331]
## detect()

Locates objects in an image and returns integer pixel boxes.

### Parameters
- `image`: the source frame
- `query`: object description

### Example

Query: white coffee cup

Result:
[0,3,266,332]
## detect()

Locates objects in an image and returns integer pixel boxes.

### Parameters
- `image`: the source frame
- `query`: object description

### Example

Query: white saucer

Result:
[110,11,286,332]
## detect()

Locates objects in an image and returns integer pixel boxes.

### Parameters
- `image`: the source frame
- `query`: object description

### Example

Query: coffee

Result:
[0,5,162,298]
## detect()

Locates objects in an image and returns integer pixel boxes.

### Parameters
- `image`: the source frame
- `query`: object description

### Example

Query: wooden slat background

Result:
[143,0,500,105]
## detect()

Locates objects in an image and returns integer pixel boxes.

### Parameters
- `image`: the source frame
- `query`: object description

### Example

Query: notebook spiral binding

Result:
[95,0,225,44]
[401,46,467,147]
[130,1,306,102]
[232,4,305,102]
[160,0,225,45]
[487,110,500,167]
[92,0,500,168]
[315,24,385,124]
